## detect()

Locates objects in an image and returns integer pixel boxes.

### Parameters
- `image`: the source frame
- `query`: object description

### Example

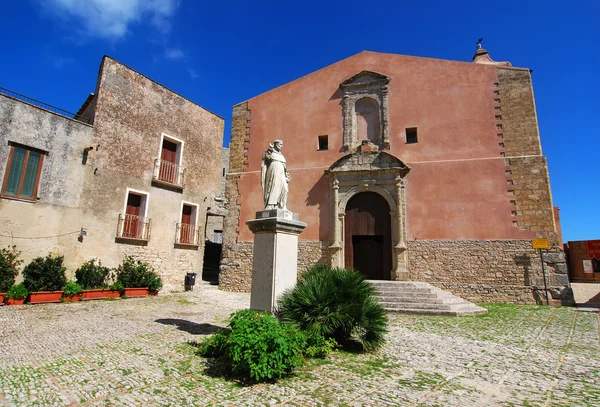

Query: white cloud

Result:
[188,68,199,80]
[165,48,184,60]
[45,0,178,40]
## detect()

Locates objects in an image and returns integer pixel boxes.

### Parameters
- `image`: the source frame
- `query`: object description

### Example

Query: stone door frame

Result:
[325,151,411,280]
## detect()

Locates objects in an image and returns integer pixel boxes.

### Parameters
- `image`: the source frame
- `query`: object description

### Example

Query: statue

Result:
[261,140,290,210]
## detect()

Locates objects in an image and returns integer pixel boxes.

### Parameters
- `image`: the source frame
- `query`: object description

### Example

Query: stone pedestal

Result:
[246,209,307,313]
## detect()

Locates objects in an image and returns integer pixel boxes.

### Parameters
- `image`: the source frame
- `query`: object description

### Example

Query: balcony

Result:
[152,158,185,189]
[175,222,200,247]
[116,214,151,242]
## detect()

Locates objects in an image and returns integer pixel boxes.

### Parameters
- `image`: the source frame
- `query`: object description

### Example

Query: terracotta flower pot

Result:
[107,290,121,298]
[148,290,159,296]
[6,297,26,305]
[29,291,64,304]
[0,292,5,305]
[82,289,111,300]
[63,294,81,302]
[123,287,148,297]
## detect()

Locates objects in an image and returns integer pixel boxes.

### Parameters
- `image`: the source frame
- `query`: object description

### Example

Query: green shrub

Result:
[75,259,111,289]
[22,255,67,292]
[277,264,388,351]
[147,273,163,291]
[6,283,28,300]
[115,256,162,289]
[198,309,306,383]
[109,281,124,292]
[63,281,83,296]
[303,331,337,358]
[0,246,23,292]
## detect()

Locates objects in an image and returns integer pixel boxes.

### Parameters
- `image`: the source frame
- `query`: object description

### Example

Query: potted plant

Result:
[5,284,28,305]
[75,259,112,300]
[62,281,83,302]
[0,246,23,305]
[23,254,67,304]
[147,273,163,296]
[108,281,123,298]
[115,256,156,297]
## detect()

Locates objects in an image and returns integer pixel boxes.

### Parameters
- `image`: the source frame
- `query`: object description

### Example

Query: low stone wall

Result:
[407,240,572,304]
[219,238,573,304]
[219,240,327,292]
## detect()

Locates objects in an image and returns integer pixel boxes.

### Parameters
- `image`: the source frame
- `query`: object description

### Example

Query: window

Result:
[177,202,199,245]
[2,144,45,201]
[406,127,418,144]
[153,133,185,188]
[318,135,329,151]
[117,189,151,240]
[214,230,223,244]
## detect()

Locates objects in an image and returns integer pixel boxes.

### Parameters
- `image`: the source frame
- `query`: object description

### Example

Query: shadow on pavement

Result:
[155,318,221,335]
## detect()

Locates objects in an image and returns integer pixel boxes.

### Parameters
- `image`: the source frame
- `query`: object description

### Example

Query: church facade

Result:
[220,48,572,304]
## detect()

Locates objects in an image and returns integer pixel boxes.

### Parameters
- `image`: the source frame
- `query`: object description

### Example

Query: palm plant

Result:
[277,264,388,351]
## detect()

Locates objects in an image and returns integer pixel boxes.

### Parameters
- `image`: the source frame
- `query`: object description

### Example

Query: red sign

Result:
[586,240,600,260]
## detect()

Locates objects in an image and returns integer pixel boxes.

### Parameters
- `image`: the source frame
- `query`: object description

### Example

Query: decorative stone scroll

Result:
[325,148,411,280]
[340,71,391,151]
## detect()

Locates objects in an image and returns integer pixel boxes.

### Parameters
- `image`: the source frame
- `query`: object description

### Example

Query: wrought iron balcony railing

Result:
[117,214,151,241]
[152,158,185,188]
[175,222,200,246]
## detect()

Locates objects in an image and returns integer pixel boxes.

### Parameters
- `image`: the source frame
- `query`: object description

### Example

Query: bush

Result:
[6,283,28,300]
[63,281,83,296]
[198,309,306,383]
[75,259,111,289]
[115,256,162,289]
[109,281,124,292]
[277,264,388,351]
[22,255,67,292]
[0,246,23,292]
[303,330,337,358]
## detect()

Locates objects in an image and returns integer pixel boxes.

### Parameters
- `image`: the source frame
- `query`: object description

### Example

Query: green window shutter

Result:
[21,151,41,198]
[5,147,26,196]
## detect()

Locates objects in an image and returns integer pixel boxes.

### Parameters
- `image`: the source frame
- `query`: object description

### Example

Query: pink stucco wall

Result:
[236,51,535,242]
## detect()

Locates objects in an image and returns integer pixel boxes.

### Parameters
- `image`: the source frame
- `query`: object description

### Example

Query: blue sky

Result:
[0,0,598,242]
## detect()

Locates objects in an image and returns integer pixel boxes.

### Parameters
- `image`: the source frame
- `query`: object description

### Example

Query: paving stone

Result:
[0,291,599,406]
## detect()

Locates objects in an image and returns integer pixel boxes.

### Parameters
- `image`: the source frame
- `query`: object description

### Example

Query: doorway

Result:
[344,192,391,280]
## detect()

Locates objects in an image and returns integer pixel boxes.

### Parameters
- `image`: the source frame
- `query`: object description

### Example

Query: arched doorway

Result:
[344,192,392,280]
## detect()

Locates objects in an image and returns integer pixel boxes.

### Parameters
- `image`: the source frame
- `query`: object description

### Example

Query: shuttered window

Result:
[2,145,45,201]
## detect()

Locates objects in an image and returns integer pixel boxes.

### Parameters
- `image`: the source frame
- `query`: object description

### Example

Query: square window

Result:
[1,145,45,201]
[318,135,328,151]
[406,128,418,144]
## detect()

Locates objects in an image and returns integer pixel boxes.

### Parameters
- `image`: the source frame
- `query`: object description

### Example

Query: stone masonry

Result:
[408,240,572,304]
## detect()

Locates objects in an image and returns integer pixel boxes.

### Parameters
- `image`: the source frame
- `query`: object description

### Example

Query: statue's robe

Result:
[261,151,288,210]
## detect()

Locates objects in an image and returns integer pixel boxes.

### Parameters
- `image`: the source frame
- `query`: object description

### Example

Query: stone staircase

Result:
[369,281,487,316]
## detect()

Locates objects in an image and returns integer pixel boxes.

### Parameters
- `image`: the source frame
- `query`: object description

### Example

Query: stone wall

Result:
[497,67,558,245]
[408,240,572,304]
[219,240,327,292]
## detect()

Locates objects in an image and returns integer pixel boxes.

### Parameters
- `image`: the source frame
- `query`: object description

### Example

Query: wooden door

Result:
[124,194,142,238]
[344,192,391,280]
[180,205,194,244]
[160,140,178,183]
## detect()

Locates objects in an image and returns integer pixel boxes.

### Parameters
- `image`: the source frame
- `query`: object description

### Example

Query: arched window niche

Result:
[340,71,390,151]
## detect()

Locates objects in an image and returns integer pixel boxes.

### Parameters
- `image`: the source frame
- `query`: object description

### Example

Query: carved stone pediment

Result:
[326,151,411,175]
[340,71,390,88]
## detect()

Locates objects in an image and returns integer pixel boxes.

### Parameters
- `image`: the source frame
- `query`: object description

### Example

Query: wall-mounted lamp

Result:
[78,227,87,243]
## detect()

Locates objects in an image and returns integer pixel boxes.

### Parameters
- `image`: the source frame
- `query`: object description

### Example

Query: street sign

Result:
[532,239,549,249]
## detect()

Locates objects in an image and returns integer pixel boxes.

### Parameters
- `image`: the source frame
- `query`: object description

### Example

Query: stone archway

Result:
[344,192,392,280]
[325,149,411,280]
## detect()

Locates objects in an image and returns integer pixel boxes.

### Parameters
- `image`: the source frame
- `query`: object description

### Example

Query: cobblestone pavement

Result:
[1,288,599,406]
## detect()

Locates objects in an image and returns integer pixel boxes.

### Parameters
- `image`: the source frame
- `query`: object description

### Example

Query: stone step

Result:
[368,280,487,316]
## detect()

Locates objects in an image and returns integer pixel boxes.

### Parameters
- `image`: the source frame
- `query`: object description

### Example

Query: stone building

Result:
[220,46,572,304]
[0,56,224,288]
